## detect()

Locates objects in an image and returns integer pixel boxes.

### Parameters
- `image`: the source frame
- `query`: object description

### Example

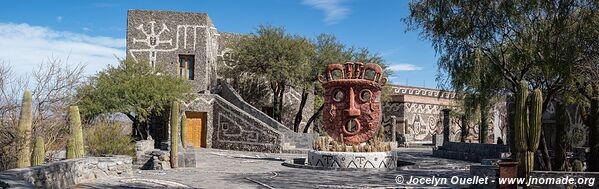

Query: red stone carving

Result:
[319,62,387,144]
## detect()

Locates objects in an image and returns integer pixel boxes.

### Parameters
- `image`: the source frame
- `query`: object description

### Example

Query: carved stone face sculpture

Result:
[319,62,387,144]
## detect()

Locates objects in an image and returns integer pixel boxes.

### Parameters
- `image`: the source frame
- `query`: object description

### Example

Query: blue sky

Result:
[0,0,440,88]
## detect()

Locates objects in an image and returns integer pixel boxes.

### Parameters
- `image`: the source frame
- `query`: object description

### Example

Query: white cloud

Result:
[56,16,63,22]
[388,63,423,71]
[380,48,401,58]
[302,0,349,25]
[0,22,125,76]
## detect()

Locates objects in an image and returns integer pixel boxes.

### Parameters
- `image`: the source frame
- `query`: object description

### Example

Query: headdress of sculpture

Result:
[318,62,387,144]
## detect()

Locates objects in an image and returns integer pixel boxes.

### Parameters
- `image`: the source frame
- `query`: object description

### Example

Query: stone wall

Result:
[127,10,219,93]
[432,142,510,162]
[183,91,283,152]
[181,94,215,148]
[135,139,154,156]
[0,156,132,189]
[383,85,508,145]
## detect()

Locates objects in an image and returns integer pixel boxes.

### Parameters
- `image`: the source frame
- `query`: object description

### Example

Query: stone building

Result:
[125,10,516,152]
[126,10,314,152]
[382,85,509,146]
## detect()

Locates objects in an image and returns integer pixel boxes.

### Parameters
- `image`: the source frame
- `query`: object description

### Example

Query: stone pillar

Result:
[390,116,397,141]
[442,109,451,143]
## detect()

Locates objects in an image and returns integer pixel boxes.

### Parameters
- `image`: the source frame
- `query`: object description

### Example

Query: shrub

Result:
[84,121,134,157]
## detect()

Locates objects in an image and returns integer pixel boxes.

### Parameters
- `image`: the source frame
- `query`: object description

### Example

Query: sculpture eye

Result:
[360,89,372,102]
[333,90,344,102]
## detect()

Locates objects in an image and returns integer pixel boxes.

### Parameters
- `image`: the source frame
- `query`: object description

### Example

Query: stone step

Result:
[281,147,311,154]
[432,149,481,162]
[134,154,153,165]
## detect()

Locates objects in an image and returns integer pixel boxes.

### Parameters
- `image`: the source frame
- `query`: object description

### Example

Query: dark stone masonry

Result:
[0,156,132,189]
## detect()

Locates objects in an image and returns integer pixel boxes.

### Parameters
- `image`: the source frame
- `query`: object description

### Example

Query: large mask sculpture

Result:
[319,62,387,144]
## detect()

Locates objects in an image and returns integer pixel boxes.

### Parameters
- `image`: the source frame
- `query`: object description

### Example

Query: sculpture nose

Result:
[346,87,361,117]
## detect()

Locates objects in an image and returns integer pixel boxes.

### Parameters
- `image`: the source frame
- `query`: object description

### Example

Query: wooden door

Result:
[185,112,206,148]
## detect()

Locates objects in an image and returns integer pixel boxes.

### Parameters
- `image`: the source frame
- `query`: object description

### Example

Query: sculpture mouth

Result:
[343,118,361,135]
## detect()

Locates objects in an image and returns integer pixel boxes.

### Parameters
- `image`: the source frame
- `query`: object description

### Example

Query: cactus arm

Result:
[32,137,45,166]
[528,89,542,152]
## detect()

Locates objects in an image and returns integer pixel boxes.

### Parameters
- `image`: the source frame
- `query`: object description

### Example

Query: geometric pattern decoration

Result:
[307,150,397,169]
[208,95,282,152]
[383,99,508,144]
[390,86,456,99]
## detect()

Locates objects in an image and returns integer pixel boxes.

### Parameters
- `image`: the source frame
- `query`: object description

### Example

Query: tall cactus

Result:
[32,137,45,166]
[170,101,179,168]
[528,89,542,151]
[17,90,32,168]
[514,80,543,179]
[524,89,542,175]
[181,113,187,149]
[514,81,529,176]
[66,106,85,159]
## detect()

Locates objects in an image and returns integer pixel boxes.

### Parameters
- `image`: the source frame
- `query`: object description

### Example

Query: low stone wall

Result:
[135,139,154,156]
[433,142,509,162]
[0,156,132,189]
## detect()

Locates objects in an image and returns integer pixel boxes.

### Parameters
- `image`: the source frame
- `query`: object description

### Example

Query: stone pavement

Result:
[77,148,477,188]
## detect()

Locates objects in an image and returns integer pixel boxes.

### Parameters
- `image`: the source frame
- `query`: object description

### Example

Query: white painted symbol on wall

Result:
[128,21,219,68]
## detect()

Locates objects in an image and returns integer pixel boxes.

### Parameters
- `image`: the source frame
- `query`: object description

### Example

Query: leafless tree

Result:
[0,57,85,170]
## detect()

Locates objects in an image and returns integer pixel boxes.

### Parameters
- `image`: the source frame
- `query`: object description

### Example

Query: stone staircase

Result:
[133,153,153,170]
[217,80,316,153]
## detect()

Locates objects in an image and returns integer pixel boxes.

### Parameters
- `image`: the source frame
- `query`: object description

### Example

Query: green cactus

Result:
[17,90,32,168]
[521,89,542,176]
[527,89,543,168]
[66,138,75,159]
[514,81,529,177]
[573,160,584,172]
[181,113,187,149]
[528,89,542,152]
[170,101,179,168]
[514,80,529,154]
[66,106,85,159]
[514,81,544,179]
[32,137,45,166]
